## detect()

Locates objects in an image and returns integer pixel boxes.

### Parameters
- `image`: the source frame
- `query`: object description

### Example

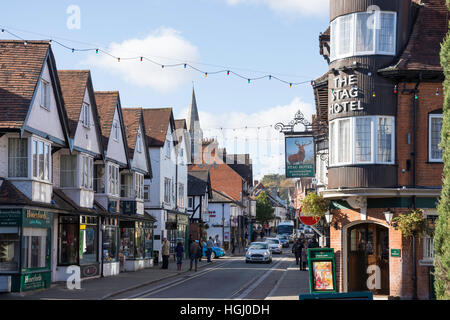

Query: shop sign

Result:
[81,264,99,278]
[285,136,315,178]
[329,74,363,115]
[177,214,189,225]
[20,272,50,291]
[391,249,401,257]
[120,200,136,215]
[23,210,52,228]
[0,209,21,226]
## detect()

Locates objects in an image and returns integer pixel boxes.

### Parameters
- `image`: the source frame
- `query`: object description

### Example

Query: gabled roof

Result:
[210,189,245,207]
[122,107,152,177]
[0,40,71,147]
[188,169,211,196]
[0,41,50,130]
[379,0,449,80]
[142,107,177,147]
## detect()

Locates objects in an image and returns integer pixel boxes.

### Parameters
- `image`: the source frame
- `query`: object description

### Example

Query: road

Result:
[111,244,310,300]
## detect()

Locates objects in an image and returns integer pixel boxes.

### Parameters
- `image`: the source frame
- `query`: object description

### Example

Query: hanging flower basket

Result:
[301,193,330,218]
[392,209,427,239]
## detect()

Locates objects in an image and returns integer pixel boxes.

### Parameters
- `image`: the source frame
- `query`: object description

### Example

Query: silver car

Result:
[246,242,272,263]
[265,237,282,254]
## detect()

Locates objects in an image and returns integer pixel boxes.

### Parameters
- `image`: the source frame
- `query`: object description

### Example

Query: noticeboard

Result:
[307,248,337,294]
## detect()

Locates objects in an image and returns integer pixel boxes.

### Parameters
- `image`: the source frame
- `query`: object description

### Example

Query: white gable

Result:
[73,88,101,155]
[131,122,148,173]
[106,105,127,165]
[26,61,65,142]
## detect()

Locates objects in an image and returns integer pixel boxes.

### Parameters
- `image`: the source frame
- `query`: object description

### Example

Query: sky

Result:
[0,0,330,180]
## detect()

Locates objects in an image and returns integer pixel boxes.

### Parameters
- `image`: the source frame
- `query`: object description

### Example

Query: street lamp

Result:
[324,211,332,224]
[384,209,394,225]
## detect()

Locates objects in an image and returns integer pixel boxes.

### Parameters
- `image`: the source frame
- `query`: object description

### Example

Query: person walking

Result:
[175,241,184,271]
[161,238,170,269]
[292,238,303,267]
[207,236,214,262]
[231,236,235,254]
[308,237,319,249]
[187,234,193,258]
[189,240,201,272]
[301,240,308,270]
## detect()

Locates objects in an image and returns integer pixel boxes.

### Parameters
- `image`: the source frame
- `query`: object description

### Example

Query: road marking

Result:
[265,259,295,300]
[232,257,288,300]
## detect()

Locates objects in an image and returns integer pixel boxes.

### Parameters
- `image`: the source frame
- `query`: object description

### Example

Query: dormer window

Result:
[81,103,90,129]
[40,79,50,110]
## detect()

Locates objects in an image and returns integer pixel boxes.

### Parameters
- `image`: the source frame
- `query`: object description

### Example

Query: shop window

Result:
[23,228,48,269]
[79,217,98,265]
[120,227,135,259]
[60,155,77,187]
[135,224,145,259]
[103,226,118,262]
[329,116,394,166]
[58,216,78,265]
[8,138,28,178]
[144,225,153,258]
[330,11,396,61]
[429,114,443,162]
[0,227,20,271]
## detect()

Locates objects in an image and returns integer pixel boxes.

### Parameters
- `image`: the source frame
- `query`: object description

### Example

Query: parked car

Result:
[276,234,290,248]
[265,237,282,254]
[202,244,225,259]
[245,242,272,264]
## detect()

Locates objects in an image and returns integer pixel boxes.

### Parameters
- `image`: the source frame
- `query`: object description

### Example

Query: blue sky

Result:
[0,0,330,179]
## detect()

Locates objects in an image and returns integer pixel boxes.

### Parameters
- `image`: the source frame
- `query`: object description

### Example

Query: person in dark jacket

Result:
[308,237,319,248]
[292,238,303,266]
[189,240,201,271]
[175,241,184,271]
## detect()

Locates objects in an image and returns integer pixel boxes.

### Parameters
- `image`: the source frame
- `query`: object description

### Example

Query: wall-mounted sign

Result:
[329,74,363,115]
[285,136,315,178]
[391,249,401,257]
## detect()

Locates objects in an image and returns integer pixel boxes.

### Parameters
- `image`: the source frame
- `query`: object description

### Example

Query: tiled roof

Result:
[381,0,449,74]
[57,70,90,139]
[0,40,50,130]
[188,169,210,196]
[174,119,187,145]
[122,107,142,159]
[142,108,173,147]
[94,91,119,149]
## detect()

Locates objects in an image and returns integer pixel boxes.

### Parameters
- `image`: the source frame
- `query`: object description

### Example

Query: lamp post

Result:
[383,209,394,225]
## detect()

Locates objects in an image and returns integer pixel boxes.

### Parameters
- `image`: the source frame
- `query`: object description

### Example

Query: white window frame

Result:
[113,121,119,142]
[60,154,78,188]
[330,11,397,62]
[329,116,395,167]
[40,79,50,111]
[164,178,171,204]
[135,172,144,200]
[428,114,443,163]
[32,138,51,182]
[81,103,90,129]
[108,164,119,196]
[81,155,93,190]
[8,137,29,178]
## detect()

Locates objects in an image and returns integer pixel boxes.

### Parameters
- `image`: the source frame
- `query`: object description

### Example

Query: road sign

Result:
[298,207,320,226]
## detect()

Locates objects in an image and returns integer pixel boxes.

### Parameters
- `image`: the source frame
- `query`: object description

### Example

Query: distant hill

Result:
[260,174,295,201]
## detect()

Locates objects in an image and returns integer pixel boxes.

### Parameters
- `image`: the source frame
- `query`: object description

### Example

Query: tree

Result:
[435,0,450,300]
[255,191,275,226]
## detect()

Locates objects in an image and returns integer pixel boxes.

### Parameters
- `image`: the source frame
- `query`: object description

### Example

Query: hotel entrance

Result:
[347,223,389,295]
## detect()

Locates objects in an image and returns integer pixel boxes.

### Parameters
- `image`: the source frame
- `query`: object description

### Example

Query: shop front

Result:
[101,215,119,277]
[166,211,189,258]
[119,216,154,272]
[0,209,53,292]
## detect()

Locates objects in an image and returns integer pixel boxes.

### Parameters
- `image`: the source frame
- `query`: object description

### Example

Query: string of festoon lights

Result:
[0,27,314,88]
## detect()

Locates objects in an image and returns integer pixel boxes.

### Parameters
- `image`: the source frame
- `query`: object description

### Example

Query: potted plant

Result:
[301,193,330,218]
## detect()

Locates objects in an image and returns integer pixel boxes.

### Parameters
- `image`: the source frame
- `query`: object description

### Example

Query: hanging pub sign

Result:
[285,135,315,178]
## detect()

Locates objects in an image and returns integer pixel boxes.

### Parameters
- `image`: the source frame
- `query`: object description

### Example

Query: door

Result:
[347,223,389,295]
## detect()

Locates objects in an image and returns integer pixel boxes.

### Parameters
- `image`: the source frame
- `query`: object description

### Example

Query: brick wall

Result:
[397,82,444,187]
[330,207,431,299]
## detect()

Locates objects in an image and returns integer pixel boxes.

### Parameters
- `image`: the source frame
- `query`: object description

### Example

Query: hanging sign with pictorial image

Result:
[285,135,315,178]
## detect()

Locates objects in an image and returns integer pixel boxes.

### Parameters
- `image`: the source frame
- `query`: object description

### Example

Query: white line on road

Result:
[265,259,295,300]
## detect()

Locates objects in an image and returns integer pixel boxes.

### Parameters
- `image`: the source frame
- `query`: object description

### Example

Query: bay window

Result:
[120,173,133,198]
[330,11,397,61]
[60,155,77,187]
[329,116,395,166]
[429,114,443,162]
[8,138,28,178]
[31,139,51,181]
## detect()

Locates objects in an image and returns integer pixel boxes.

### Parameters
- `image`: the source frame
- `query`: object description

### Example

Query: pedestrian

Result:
[175,241,184,271]
[215,234,220,247]
[308,237,319,249]
[189,240,201,271]
[231,236,235,254]
[207,236,214,262]
[188,234,193,257]
[260,230,264,240]
[301,240,308,270]
[292,238,303,267]
[161,238,170,269]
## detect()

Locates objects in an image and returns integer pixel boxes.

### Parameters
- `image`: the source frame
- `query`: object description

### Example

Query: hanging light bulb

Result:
[72,48,75,53]
[162,65,165,68]
[289,83,292,88]
[205,72,208,78]
[95,49,99,54]
[184,64,187,68]
[269,75,272,80]
[394,85,398,94]
[372,91,376,98]
[140,57,143,62]
[436,88,440,96]
[227,70,230,76]
[248,79,250,84]
[118,57,120,62]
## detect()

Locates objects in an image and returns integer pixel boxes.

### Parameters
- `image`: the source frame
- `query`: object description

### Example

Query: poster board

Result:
[307,248,337,294]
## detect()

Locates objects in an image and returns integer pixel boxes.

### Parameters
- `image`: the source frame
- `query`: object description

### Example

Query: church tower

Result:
[187,88,203,164]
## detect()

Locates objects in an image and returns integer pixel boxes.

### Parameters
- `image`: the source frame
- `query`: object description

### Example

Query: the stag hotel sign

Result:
[329,75,363,115]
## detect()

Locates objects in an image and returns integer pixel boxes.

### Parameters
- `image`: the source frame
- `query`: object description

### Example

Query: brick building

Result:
[312,0,448,299]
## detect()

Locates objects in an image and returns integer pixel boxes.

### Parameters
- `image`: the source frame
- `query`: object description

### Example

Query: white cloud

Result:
[84,28,199,92]
[225,0,329,16]
[177,97,316,179]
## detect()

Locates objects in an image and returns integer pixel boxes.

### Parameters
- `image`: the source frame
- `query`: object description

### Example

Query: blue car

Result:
[202,244,225,259]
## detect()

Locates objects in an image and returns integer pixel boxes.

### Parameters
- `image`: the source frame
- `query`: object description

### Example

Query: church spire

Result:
[187,87,200,133]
